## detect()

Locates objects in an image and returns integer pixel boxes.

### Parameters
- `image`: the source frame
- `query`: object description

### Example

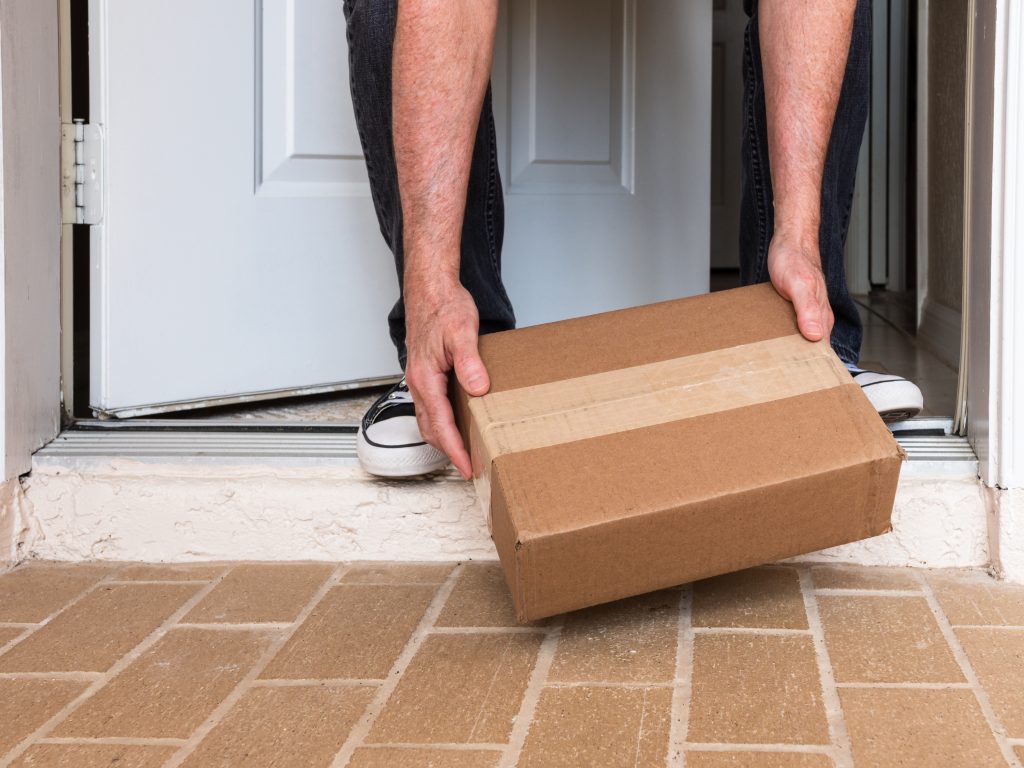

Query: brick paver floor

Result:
[0,561,1022,767]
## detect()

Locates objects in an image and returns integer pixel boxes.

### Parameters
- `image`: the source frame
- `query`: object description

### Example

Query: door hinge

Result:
[61,120,103,225]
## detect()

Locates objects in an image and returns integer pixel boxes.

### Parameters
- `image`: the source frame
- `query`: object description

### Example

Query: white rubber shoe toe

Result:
[853,371,924,422]
[357,414,448,478]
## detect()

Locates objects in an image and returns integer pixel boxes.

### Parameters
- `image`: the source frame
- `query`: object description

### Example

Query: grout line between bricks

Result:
[916,572,1024,768]
[0,623,37,629]
[329,565,466,768]
[0,569,230,768]
[543,681,674,689]
[252,678,384,687]
[429,626,545,635]
[0,572,125,663]
[103,580,219,586]
[813,588,923,596]
[798,566,854,768]
[162,563,351,768]
[691,626,810,636]
[336,581,455,587]
[835,681,972,689]
[174,622,294,631]
[668,585,693,768]
[952,624,1024,631]
[496,617,562,768]
[38,736,188,746]
[0,628,37,659]
[683,742,833,753]
[357,742,506,751]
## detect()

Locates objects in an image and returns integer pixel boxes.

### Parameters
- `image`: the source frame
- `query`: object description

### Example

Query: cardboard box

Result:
[451,283,905,622]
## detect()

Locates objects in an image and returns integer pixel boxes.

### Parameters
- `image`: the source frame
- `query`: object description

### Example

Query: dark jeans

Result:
[344,0,869,368]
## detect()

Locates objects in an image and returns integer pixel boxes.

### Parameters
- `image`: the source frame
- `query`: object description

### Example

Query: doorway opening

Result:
[62,0,964,432]
[709,0,964,422]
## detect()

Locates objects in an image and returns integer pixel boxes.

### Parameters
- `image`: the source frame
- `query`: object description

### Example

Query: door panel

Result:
[259,0,367,195]
[507,0,631,192]
[89,0,710,415]
[89,0,400,415]
[496,0,711,327]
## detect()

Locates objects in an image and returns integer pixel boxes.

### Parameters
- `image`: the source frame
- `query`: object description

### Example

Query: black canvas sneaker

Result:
[848,366,924,422]
[356,378,449,477]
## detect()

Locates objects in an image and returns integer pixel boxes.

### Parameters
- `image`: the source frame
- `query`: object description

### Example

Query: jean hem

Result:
[831,343,859,368]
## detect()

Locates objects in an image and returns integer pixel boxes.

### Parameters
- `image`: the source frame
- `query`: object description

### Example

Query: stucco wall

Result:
[926,0,967,313]
[21,459,991,571]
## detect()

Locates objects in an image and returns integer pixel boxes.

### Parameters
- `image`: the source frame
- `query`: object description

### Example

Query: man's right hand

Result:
[392,0,498,480]
[404,273,490,480]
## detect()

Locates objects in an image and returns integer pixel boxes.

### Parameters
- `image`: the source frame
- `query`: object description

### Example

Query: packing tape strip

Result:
[468,335,852,527]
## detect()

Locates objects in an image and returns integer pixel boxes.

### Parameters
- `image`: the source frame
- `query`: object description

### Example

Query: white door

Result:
[88,0,710,417]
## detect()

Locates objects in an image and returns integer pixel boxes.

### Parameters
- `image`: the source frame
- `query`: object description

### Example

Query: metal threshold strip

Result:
[32,417,977,466]
[35,420,360,462]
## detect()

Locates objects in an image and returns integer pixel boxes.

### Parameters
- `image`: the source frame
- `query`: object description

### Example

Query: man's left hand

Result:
[767,231,834,343]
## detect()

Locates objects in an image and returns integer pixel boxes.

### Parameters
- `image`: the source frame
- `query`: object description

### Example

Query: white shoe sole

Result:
[860,379,924,422]
[356,429,449,478]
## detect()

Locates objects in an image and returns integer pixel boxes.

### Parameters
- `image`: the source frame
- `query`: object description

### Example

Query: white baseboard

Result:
[917,297,962,369]
[21,457,991,571]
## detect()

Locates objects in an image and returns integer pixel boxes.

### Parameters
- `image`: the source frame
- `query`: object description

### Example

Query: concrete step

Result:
[17,425,990,568]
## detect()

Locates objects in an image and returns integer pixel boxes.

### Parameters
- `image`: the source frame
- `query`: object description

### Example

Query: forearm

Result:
[393,0,498,288]
[759,0,856,246]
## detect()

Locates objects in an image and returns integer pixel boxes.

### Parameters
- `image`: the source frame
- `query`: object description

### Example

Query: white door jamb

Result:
[971,0,1024,581]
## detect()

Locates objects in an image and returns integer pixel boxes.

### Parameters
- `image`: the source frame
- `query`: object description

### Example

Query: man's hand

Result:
[392,0,497,479]
[759,0,856,340]
[404,273,489,480]
[767,231,834,343]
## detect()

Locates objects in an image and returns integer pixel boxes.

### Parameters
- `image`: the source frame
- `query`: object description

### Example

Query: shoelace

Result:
[386,380,415,405]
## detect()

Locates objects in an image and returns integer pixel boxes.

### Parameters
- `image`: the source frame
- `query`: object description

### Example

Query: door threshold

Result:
[37,424,361,465]
[25,423,985,565]
[39,418,977,476]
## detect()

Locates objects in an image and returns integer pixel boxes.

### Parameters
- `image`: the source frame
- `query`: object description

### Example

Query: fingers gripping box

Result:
[451,284,905,622]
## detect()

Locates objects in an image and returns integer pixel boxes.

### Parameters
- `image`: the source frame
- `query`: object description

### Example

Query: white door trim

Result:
[971,0,1023,490]
[0,0,63,483]
[991,0,1023,489]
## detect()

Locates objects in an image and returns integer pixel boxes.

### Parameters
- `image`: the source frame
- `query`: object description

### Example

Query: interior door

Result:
[88,0,711,417]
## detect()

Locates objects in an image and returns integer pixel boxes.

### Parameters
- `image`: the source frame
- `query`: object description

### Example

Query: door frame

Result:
[2,0,1020,488]
[968,0,1024,490]
[0,0,63,483]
